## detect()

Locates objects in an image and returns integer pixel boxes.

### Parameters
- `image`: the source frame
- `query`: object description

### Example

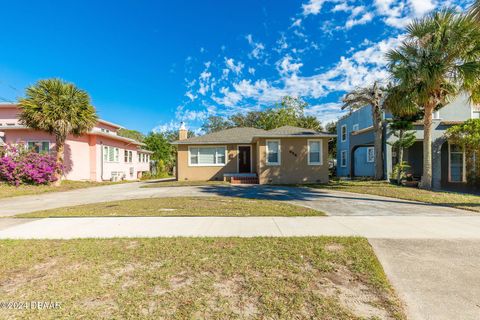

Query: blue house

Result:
[336,94,480,192]
[336,105,383,178]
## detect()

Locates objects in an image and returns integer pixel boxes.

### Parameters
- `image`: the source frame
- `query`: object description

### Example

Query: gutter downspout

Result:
[100,142,105,181]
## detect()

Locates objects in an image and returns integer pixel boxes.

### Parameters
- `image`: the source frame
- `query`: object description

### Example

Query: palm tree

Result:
[342,81,386,180]
[386,10,480,189]
[19,79,98,186]
[470,0,480,21]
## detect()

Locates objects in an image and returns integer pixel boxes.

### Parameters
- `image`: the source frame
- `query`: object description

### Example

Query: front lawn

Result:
[0,237,405,319]
[310,180,480,213]
[15,196,323,218]
[0,180,131,200]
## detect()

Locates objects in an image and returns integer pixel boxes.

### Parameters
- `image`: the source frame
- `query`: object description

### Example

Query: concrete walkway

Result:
[1,215,480,239]
[0,182,472,217]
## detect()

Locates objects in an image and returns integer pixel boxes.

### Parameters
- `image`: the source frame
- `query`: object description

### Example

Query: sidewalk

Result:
[1,215,480,239]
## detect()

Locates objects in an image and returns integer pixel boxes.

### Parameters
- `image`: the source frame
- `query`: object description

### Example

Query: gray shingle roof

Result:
[172,127,267,145]
[173,125,335,145]
[258,125,332,137]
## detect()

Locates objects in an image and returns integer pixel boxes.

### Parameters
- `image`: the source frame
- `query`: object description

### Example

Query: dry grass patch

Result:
[15,196,323,218]
[308,180,480,213]
[0,180,132,200]
[0,237,405,319]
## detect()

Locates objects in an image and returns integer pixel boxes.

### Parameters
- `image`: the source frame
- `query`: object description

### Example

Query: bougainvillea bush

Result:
[0,144,63,186]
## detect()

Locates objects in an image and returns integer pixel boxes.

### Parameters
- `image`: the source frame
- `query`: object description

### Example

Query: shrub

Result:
[0,144,63,186]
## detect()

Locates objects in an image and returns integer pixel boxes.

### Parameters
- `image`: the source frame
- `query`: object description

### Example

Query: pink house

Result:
[0,103,152,181]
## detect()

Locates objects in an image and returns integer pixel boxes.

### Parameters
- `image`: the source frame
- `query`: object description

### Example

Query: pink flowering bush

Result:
[0,144,63,186]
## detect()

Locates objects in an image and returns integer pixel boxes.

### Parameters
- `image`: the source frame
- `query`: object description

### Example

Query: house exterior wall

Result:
[176,144,257,181]
[337,105,374,177]
[256,137,329,184]
[0,105,150,182]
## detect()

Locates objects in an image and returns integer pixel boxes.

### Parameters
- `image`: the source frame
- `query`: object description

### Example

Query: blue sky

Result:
[0,0,470,134]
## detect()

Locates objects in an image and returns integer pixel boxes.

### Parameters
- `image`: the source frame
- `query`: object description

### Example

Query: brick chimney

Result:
[179,122,188,140]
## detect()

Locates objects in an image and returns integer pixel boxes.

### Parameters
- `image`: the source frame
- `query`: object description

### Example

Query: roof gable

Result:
[173,127,267,145]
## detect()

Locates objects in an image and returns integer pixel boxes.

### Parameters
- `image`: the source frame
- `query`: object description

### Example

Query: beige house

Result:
[172,125,335,184]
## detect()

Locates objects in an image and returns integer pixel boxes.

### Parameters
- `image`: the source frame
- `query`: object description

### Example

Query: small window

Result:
[308,140,322,165]
[103,146,119,162]
[124,150,133,163]
[449,144,465,182]
[433,110,440,119]
[352,124,359,131]
[27,141,50,153]
[473,111,480,119]
[341,150,347,167]
[266,140,280,165]
[189,147,226,166]
[341,125,347,142]
[366,147,375,163]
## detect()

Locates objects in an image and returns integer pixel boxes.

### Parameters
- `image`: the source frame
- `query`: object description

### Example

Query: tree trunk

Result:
[421,104,434,190]
[54,140,65,187]
[396,131,404,185]
[372,105,384,180]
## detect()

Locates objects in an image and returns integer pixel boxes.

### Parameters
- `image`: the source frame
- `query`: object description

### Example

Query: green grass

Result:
[141,180,228,188]
[0,180,133,200]
[15,196,323,218]
[307,180,480,213]
[0,237,405,319]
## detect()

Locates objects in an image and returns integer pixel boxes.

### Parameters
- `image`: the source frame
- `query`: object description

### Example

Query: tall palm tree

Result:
[342,81,386,180]
[19,79,98,186]
[470,0,480,21]
[386,10,480,189]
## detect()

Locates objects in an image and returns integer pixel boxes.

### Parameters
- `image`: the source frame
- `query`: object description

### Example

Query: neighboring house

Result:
[337,94,480,191]
[0,103,152,181]
[172,125,335,184]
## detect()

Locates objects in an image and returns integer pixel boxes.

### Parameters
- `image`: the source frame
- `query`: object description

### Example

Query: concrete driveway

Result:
[0,182,471,217]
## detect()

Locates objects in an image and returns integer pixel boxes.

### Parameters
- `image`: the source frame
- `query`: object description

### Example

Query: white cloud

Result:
[374,0,436,29]
[246,34,266,59]
[225,58,245,74]
[345,12,374,29]
[199,71,211,81]
[276,55,303,76]
[302,0,327,16]
[291,18,302,27]
[305,102,346,123]
[248,67,256,75]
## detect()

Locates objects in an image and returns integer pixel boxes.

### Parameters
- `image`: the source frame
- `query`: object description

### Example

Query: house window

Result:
[341,150,347,167]
[352,124,359,131]
[366,147,375,163]
[103,146,119,162]
[266,140,280,165]
[124,150,133,163]
[189,147,226,166]
[341,125,347,142]
[473,111,480,119]
[308,140,322,165]
[449,144,465,182]
[433,110,440,119]
[27,141,50,153]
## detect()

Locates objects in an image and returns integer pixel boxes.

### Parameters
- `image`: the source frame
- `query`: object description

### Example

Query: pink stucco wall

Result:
[0,105,151,182]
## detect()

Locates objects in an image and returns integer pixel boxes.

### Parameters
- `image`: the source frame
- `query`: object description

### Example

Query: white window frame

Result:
[433,110,441,119]
[340,150,347,167]
[103,146,120,163]
[266,139,281,166]
[124,150,133,163]
[448,143,466,183]
[26,140,51,153]
[237,145,253,172]
[341,125,347,142]
[188,146,227,167]
[307,139,323,165]
[352,124,359,131]
[366,147,375,163]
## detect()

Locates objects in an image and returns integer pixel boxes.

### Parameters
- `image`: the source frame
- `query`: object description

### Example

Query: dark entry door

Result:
[238,146,251,173]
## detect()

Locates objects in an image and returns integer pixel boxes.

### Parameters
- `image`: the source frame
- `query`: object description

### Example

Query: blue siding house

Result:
[336,105,377,177]
[336,94,480,192]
